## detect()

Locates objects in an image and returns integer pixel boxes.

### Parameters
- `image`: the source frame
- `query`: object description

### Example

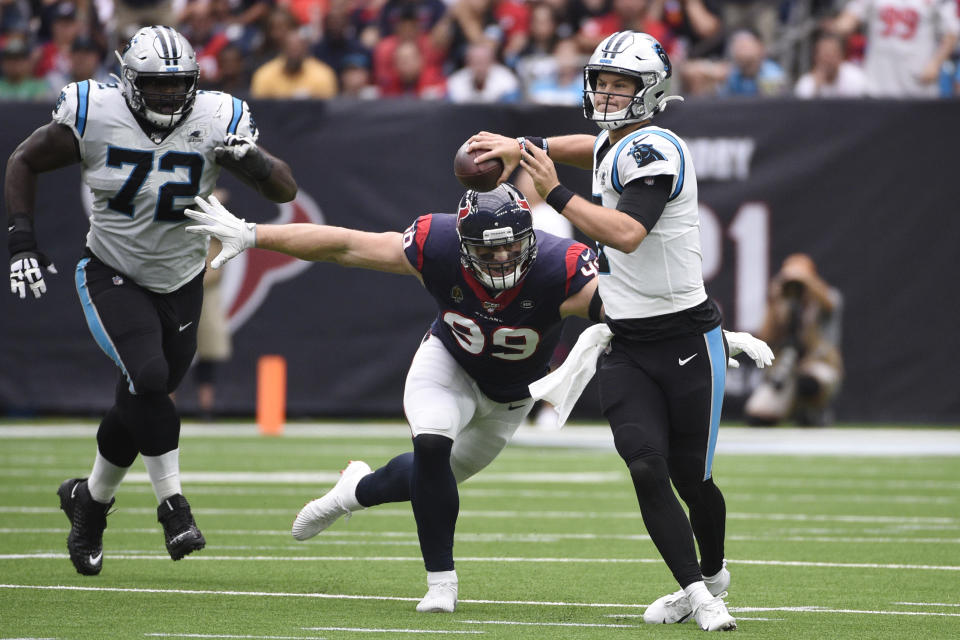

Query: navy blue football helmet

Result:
[457,183,538,290]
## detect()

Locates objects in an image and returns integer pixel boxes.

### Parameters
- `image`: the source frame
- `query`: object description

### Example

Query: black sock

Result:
[355,451,414,507]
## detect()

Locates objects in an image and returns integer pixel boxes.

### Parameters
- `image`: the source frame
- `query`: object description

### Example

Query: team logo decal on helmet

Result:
[583,31,683,130]
[456,183,538,291]
[116,26,200,130]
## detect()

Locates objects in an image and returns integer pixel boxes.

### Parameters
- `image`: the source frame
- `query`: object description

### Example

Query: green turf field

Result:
[1,422,958,639]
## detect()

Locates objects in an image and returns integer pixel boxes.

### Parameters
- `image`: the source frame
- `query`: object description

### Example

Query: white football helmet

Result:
[583,31,682,130]
[116,26,199,129]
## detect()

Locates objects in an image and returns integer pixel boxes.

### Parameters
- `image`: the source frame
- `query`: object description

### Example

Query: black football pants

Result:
[75,250,203,465]
[597,325,728,588]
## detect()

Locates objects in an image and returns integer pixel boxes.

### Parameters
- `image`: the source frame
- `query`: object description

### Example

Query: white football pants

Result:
[403,335,534,483]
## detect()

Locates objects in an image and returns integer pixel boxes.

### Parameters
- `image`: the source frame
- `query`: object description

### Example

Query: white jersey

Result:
[52,80,258,293]
[592,125,707,320]
[844,0,959,98]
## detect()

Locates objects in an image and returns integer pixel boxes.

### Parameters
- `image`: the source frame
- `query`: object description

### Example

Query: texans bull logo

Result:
[219,191,325,331]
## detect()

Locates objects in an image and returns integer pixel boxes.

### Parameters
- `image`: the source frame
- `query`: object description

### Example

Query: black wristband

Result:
[525,136,548,154]
[545,184,575,213]
[588,287,603,322]
[8,214,37,256]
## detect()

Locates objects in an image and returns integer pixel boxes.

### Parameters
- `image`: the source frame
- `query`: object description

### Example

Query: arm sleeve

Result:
[616,175,672,232]
[401,214,434,273]
[563,242,598,297]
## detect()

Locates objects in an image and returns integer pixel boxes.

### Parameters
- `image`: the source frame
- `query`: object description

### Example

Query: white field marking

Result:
[3,555,959,572]
[458,620,631,629]
[5,584,960,620]
[729,606,960,618]
[145,635,325,640]
[5,423,960,456]
[602,614,782,622]
[895,602,960,607]
[0,583,645,608]
[301,628,482,634]
[2,505,956,527]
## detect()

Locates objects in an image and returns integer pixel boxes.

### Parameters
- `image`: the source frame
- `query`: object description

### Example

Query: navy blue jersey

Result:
[402,213,597,402]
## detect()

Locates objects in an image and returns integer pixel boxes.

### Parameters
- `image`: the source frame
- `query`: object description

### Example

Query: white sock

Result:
[683,581,714,611]
[87,451,129,503]
[142,449,182,503]
[704,560,728,595]
[427,569,458,586]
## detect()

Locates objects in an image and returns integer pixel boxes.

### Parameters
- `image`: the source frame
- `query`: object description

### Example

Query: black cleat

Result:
[157,494,206,560]
[57,478,113,576]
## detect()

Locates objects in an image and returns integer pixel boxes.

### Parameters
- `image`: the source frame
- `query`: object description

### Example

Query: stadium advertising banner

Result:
[1,99,958,423]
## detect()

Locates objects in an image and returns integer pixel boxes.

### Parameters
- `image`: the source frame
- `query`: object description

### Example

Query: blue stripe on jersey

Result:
[228,97,243,134]
[75,258,134,393]
[76,80,90,137]
[702,325,726,480]
[611,129,684,200]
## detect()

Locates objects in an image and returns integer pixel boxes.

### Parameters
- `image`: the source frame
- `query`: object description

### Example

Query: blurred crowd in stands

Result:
[0,0,958,102]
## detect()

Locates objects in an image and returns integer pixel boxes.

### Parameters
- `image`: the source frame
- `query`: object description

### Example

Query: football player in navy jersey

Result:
[184,183,600,613]
[5,26,296,576]
[467,31,775,631]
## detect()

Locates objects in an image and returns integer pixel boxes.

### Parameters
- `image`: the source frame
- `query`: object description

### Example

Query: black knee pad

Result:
[130,356,169,395]
[626,454,670,499]
[413,433,453,464]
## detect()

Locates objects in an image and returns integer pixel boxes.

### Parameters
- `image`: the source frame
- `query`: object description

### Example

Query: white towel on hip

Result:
[528,324,614,427]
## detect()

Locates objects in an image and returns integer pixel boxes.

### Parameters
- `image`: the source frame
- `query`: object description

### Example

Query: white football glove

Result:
[184,195,257,269]
[214,133,257,161]
[724,330,775,369]
[9,251,57,299]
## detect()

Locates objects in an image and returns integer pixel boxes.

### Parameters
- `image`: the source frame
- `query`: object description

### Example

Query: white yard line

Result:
[3,584,959,621]
[2,423,959,456]
[458,620,631,628]
[2,555,958,571]
[146,635,325,640]
[301,628,481,634]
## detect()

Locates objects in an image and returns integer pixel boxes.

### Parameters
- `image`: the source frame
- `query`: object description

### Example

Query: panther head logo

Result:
[631,142,665,168]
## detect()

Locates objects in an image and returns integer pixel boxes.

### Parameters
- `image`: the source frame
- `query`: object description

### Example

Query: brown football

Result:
[453,142,503,192]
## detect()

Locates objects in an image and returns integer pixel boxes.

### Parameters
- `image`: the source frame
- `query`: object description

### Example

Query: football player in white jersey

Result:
[468,31,741,631]
[5,26,297,576]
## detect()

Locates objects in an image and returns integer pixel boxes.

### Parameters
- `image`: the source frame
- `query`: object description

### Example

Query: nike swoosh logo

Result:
[71,483,79,499]
[508,403,527,410]
[679,354,698,366]
[179,322,193,332]
[88,551,102,566]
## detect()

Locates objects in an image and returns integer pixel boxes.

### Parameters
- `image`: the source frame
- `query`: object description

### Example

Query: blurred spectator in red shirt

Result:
[379,38,446,97]
[35,2,80,79]
[575,0,670,54]
[378,0,447,37]
[373,4,445,91]
[434,0,530,71]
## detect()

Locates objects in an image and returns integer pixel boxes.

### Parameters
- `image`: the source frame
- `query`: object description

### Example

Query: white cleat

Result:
[693,594,737,631]
[643,561,731,624]
[291,460,371,541]
[416,570,458,613]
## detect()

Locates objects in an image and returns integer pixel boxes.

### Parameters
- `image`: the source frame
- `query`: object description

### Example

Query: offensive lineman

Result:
[5,26,297,575]
[469,31,741,631]
[183,184,600,613]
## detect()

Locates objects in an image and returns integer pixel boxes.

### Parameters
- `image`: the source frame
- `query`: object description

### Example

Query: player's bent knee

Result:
[129,357,169,395]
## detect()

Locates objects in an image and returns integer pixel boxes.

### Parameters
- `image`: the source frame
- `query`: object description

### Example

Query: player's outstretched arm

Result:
[214,134,297,203]
[5,122,79,299]
[185,196,418,276]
